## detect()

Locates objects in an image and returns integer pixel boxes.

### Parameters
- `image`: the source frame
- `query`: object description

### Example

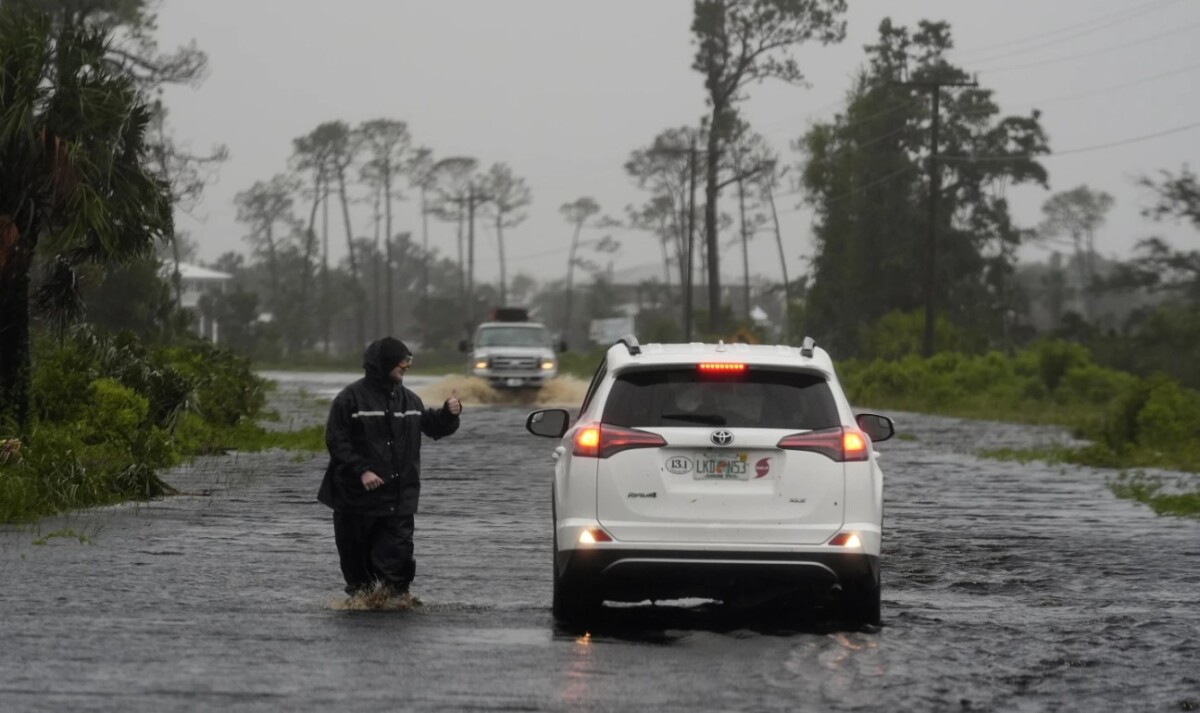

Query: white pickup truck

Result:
[460,309,566,390]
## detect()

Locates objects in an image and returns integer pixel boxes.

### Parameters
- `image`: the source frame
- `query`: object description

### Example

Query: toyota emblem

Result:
[710,430,734,446]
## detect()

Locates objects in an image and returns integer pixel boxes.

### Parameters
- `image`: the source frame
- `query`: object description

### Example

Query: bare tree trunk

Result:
[658,214,672,290]
[467,185,476,322]
[420,186,429,302]
[737,174,750,320]
[336,172,363,348]
[705,110,722,332]
[151,125,184,312]
[456,200,465,312]
[384,163,394,335]
[675,201,688,294]
[496,212,508,305]
[264,223,279,300]
[765,183,789,342]
[372,182,381,337]
[322,189,330,354]
[1072,232,1090,321]
[298,171,323,354]
[564,222,583,345]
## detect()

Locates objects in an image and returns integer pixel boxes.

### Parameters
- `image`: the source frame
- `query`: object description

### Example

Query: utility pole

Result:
[464,183,492,325]
[467,183,477,321]
[685,137,697,342]
[897,77,976,357]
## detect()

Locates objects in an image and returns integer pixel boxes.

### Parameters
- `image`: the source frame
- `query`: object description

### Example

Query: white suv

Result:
[525,336,894,626]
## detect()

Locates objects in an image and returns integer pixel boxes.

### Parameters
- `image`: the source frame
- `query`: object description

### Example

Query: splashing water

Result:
[328,589,425,611]
[414,375,586,409]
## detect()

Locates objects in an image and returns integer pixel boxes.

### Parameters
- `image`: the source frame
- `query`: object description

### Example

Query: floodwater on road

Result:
[1,372,1198,712]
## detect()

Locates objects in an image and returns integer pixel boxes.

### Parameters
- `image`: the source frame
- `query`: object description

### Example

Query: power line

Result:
[977,18,1200,74]
[935,58,1200,124]
[950,0,1186,64]
[779,164,916,214]
[754,0,1189,137]
[940,119,1200,162]
[997,60,1200,111]
[758,94,924,139]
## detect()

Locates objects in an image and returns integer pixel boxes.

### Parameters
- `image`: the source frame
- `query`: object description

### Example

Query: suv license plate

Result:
[693,455,750,481]
[506,378,524,387]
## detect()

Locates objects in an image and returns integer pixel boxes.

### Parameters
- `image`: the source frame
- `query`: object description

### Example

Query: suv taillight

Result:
[777,426,868,462]
[573,424,666,459]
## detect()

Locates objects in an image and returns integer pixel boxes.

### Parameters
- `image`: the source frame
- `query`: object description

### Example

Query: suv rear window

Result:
[603,368,839,430]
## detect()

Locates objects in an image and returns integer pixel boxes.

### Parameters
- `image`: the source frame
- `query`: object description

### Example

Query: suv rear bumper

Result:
[557,547,879,603]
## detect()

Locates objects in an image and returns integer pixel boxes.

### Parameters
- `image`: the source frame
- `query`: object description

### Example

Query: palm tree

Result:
[0,8,172,429]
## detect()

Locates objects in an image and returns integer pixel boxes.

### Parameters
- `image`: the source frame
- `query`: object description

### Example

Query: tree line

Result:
[6,0,1200,435]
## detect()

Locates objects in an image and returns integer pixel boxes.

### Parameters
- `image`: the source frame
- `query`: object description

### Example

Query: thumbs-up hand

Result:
[446,389,462,416]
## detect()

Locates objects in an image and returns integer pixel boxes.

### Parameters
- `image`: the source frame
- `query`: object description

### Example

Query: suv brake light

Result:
[777,426,869,462]
[698,362,746,373]
[573,424,666,459]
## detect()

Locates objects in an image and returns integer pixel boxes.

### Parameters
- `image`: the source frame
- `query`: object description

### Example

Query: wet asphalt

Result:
[1,372,1198,712]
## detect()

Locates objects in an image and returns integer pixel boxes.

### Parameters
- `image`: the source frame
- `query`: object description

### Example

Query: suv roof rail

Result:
[800,336,816,358]
[616,334,641,356]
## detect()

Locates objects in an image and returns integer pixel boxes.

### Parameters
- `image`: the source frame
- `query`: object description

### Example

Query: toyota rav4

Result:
[525,336,894,626]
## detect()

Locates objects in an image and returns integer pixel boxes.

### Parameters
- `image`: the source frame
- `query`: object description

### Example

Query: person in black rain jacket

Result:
[318,337,462,596]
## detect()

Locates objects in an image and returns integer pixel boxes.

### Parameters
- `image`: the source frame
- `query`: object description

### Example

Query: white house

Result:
[164,262,233,343]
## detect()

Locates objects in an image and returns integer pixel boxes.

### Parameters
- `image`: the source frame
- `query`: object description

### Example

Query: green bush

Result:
[2,330,276,523]
[860,310,963,359]
[1025,339,1093,394]
[157,341,267,428]
[1135,378,1200,457]
[1057,364,1138,407]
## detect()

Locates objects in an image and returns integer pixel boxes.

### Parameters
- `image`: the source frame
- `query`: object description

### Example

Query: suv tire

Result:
[551,530,601,623]
[841,574,882,626]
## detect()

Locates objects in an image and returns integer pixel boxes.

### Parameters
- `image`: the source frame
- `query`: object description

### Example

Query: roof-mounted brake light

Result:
[698,362,746,373]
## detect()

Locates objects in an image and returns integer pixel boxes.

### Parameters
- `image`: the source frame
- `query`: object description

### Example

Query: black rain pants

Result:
[333,511,416,595]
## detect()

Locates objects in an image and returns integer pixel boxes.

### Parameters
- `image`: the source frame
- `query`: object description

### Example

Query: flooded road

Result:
[2,373,1198,712]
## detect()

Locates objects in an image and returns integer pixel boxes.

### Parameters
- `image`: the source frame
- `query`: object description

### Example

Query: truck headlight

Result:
[474,359,489,370]
[540,360,555,371]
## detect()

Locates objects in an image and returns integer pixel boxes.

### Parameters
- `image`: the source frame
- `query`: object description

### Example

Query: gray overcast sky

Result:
[156,0,1200,285]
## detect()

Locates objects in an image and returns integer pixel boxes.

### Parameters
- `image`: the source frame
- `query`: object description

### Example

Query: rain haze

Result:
[6,3,1200,710]
[156,0,1200,286]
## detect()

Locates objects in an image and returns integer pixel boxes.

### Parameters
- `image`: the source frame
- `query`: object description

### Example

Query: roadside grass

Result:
[32,528,92,545]
[229,424,326,453]
[840,344,1200,516]
[1108,472,1200,518]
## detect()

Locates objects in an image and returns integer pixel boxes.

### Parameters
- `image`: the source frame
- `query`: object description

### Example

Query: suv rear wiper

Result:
[661,413,726,425]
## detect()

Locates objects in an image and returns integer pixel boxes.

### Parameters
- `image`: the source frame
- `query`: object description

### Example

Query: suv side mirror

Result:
[458,339,472,353]
[526,408,570,438]
[855,413,895,443]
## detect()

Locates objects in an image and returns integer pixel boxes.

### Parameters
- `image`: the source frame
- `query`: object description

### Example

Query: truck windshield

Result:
[477,326,551,348]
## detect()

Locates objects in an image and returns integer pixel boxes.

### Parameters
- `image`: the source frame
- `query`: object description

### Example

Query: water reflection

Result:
[553,600,874,643]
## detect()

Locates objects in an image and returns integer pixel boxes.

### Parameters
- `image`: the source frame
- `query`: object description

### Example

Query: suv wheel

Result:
[841,574,882,626]
[552,568,601,624]
[551,518,601,623]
